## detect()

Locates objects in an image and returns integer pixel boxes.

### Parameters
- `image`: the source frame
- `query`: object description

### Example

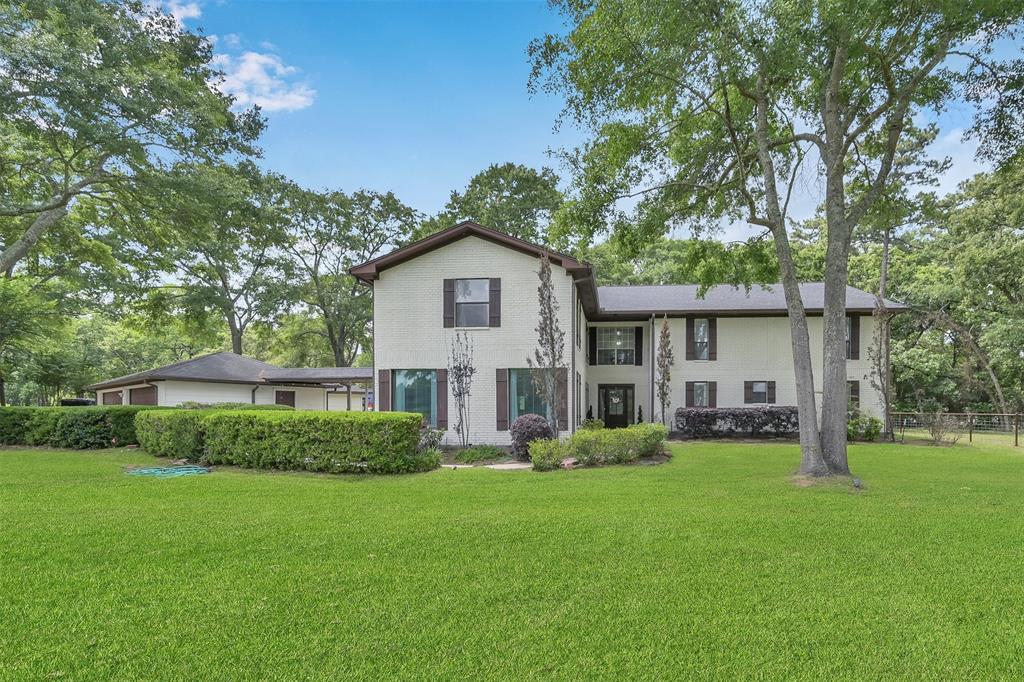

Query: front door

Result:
[599,384,634,428]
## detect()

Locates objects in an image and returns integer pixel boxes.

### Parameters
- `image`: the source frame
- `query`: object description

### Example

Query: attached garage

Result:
[129,385,157,405]
[101,390,123,405]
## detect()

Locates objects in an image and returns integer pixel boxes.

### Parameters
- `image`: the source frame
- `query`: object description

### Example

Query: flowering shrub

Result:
[510,413,554,460]
[673,406,800,438]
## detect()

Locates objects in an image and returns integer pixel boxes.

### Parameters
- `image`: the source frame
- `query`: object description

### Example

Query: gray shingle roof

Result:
[86,352,278,390]
[260,367,373,383]
[85,352,371,391]
[596,282,907,315]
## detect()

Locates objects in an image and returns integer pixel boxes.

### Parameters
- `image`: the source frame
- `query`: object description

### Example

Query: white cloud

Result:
[213,51,316,113]
[222,33,241,48]
[146,1,202,28]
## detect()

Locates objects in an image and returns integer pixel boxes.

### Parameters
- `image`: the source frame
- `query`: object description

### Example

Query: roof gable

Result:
[349,221,593,283]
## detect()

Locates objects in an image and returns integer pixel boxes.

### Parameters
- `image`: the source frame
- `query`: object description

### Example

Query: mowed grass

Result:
[2,442,1023,680]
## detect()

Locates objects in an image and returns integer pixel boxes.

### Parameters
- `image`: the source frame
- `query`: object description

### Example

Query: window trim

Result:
[692,381,710,408]
[454,278,490,328]
[595,326,637,366]
[508,368,552,424]
[693,318,710,361]
[392,368,438,427]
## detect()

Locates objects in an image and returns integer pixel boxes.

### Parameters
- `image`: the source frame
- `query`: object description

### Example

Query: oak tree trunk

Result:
[0,206,68,275]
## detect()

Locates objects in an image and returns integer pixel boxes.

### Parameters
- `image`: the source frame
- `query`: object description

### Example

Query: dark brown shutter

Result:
[849,315,860,360]
[588,327,597,365]
[557,368,568,430]
[767,381,777,404]
[685,318,695,360]
[634,326,644,366]
[489,278,501,327]
[708,381,717,408]
[378,369,391,411]
[744,381,754,404]
[708,318,718,360]
[436,369,448,429]
[496,368,509,430]
[443,279,455,328]
[685,381,694,407]
[849,380,860,407]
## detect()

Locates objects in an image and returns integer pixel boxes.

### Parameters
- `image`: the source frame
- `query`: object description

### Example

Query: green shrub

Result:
[202,410,435,474]
[0,407,34,445]
[454,444,506,463]
[135,410,209,461]
[0,406,169,448]
[177,401,293,411]
[529,439,568,471]
[23,409,64,446]
[848,414,884,442]
[510,413,553,460]
[567,423,668,469]
[580,418,604,430]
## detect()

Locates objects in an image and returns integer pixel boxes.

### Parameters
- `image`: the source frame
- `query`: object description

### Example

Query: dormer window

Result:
[455,279,490,327]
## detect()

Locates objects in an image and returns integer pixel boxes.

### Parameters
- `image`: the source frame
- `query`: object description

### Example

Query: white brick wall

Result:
[373,235,885,443]
[374,235,578,446]
[647,315,883,423]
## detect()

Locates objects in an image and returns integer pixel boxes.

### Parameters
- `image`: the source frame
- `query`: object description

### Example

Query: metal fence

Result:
[890,412,1021,447]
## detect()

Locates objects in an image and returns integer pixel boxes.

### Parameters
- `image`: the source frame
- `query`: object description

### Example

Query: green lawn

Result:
[2,442,1023,680]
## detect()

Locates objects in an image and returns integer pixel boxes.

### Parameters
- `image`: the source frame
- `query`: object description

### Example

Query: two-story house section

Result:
[351,221,906,446]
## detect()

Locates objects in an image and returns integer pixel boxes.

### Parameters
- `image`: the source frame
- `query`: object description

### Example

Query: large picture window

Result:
[693,318,710,360]
[508,369,551,422]
[393,369,437,426]
[596,327,635,365]
[455,279,489,327]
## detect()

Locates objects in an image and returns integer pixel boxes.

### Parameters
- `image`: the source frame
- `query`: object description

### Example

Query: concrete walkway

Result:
[483,461,532,470]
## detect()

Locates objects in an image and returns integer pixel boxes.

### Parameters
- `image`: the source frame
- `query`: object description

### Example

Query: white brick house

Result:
[352,221,904,445]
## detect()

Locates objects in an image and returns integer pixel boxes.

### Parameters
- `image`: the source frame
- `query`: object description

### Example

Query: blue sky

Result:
[170,0,583,217]
[166,0,993,239]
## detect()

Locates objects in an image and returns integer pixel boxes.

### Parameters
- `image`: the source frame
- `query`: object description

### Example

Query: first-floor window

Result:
[576,371,582,425]
[393,369,437,426]
[509,368,550,422]
[848,380,860,407]
[751,381,768,403]
[693,381,709,407]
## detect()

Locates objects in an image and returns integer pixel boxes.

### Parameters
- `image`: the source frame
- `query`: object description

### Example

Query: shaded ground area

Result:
[1,441,1022,679]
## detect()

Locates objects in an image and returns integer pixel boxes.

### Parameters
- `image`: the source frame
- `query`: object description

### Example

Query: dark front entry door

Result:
[599,384,634,428]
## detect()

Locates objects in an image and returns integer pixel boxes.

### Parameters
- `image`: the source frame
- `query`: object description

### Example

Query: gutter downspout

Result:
[251,385,258,404]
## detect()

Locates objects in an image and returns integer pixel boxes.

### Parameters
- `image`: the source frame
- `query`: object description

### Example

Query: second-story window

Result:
[597,327,635,365]
[455,279,489,327]
[693,318,710,360]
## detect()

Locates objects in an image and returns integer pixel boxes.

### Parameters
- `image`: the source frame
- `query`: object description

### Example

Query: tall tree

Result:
[526,253,566,435]
[0,279,63,405]
[0,0,262,274]
[285,187,417,366]
[148,163,293,354]
[656,315,674,425]
[532,0,1024,476]
[418,163,563,242]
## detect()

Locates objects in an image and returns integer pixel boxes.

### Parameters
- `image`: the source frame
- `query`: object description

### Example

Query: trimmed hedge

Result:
[531,423,669,471]
[135,410,209,460]
[0,406,171,448]
[137,409,439,474]
[1,403,294,450]
[673,406,800,439]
